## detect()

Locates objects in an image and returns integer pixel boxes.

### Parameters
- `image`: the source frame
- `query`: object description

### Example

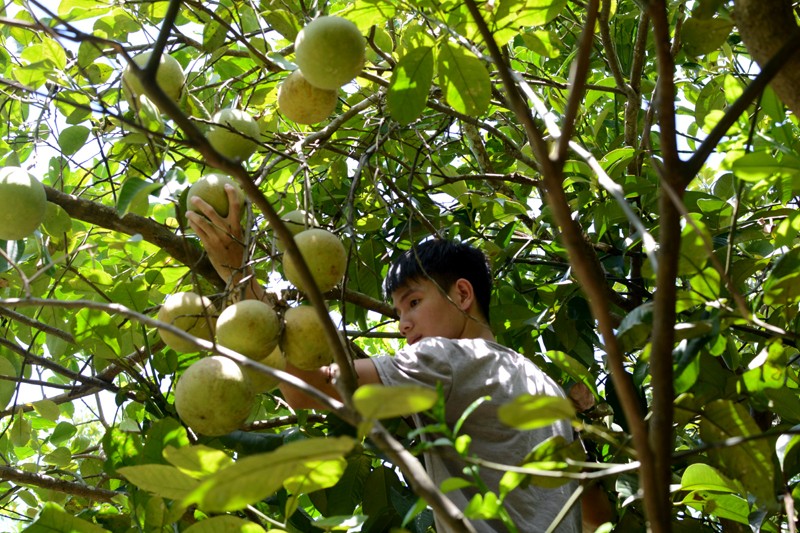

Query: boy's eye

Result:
[409,299,420,308]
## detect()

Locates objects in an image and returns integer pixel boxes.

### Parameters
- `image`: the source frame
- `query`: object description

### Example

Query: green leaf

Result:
[615,302,653,353]
[388,46,434,125]
[22,502,109,533]
[32,399,60,421]
[352,384,438,419]
[49,422,77,445]
[464,491,502,520]
[58,125,90,156]
[284,459,347,517]
[57,0,112,21]
[490,0,568,35]
[183,516,266,533]
[497,394,575,430]
[185,436,354,512]
[203,12,230,52]
[680,463,738,493]
[43,446,72,467]
[0,357,19,411]
[520,29,561,59]
[546,350,598,397]
[117,464,202,500]
[163,444,235,478]
[142,418,190,466]
[116,177,162,216]
[437,41,491,117]
[41,202,73,236]
[681,491,750,525]
[681,17,734,57]
[731,151,800,182]
[698,399,775,506]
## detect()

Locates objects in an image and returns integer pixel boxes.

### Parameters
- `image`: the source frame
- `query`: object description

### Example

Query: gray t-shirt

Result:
[372,337,581,533]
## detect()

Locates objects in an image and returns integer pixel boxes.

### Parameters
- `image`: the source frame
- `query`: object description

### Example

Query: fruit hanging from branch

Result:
[0,166,47,241]
[216,300,281,360]
[274,209,318,251]
[243,345,286,393]
[206,108,261,162]
[121,51,185,103]
[186,173,245,218]
[156,291,217,353]
[277,70,339,125]
[174,355,256,436]
[282,228,347,294]
[282,305,335,371]
[294,16,366,91]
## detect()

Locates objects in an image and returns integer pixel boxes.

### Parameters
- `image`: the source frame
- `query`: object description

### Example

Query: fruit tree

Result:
[0,0,799,532]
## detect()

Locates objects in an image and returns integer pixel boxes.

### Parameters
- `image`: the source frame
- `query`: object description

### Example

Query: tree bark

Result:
[734,0,800,117]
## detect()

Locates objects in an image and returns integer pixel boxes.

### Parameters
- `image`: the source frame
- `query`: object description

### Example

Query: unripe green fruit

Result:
[283,228,347,294]
[278,70,338,124]
[275,209,318,251]
[186,173,245,218]
[174,355,255,436]
[216,300,281,360]
[0,167,47,241]
[207,108,261,161]
[122,51,185,102]
[243,345,286,393]
[157,292,217,353]
[294,16,366,90]
[282,305,334,370]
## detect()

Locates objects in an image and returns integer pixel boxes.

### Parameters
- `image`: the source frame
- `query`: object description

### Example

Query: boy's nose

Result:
[399,318,412,338]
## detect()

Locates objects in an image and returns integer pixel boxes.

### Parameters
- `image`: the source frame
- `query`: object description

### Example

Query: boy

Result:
[187,188,582,532]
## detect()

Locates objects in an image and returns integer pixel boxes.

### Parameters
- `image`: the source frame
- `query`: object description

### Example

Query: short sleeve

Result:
[371,337,455,401]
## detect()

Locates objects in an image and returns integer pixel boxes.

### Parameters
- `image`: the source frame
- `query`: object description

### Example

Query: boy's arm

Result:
[280,358,381,410]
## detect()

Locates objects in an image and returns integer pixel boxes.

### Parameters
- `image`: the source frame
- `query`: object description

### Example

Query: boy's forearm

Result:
[278,358,382,410]
[279,363,342,410]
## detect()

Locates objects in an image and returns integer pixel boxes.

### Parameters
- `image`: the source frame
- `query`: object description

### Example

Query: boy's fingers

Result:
[224,183,243,220]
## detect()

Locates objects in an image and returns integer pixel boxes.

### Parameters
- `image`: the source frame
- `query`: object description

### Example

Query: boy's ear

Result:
[453,278,475,311]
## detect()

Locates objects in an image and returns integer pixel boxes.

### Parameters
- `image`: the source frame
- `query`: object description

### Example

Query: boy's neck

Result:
[461,313,496,342]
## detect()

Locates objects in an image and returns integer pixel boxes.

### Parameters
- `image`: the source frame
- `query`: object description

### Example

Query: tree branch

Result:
[0,465,118,502]
[681,30,800,182]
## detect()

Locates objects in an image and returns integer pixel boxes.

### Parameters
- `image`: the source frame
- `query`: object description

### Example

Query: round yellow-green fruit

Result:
[157,292,217,353]
[186,173,245,218]
[216,300,281,360]
[207,108,261,161]
[174,355,255,436]
[275,209,318,251]
[277,70,338,124]
[282,305,334,370]
[0,167,47,241]
[283,228,347,294]
[294,16,366,90]
[243,345,286,393]
[122,51,185,102]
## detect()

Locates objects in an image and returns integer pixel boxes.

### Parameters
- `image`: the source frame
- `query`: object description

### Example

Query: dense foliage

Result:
[1,0,799,531]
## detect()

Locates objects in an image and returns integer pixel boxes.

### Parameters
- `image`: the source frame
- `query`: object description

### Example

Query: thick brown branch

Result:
[0,465,118,502]
[44,187,223,289]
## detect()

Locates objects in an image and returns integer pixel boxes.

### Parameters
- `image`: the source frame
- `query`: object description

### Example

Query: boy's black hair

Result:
[384,238,492,321]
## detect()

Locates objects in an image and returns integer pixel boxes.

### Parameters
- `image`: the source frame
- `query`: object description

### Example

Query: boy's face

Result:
[390,277,469,345]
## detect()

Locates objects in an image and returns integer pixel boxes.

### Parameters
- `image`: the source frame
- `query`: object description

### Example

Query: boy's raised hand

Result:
[186,183,246,284]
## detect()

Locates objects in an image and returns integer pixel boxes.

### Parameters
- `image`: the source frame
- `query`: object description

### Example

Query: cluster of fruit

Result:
[161,172,347,437]
[277,16,366,125]
[121,50,261,162]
